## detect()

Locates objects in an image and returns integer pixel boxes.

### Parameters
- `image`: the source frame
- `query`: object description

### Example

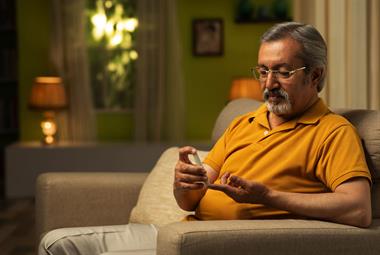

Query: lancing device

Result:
[193,152,209,186]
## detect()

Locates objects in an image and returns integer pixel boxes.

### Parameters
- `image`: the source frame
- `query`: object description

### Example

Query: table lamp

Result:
[28,76,67,145]
[229,78,263,101]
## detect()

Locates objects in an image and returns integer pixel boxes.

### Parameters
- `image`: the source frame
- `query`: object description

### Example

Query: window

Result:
[86,0,138,110]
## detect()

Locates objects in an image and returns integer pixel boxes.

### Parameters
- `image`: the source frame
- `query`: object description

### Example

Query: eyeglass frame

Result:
[251,66,307,81]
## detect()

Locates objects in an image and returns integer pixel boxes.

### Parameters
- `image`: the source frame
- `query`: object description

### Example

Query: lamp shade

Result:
[229,78,263,101]
[29,76,67,110]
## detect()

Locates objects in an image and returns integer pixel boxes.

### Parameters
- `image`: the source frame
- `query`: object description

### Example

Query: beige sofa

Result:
[36,99,380,255]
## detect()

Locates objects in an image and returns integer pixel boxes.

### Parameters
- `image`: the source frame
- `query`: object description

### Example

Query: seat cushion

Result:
[129,147,208,227]
[158,219,380,255]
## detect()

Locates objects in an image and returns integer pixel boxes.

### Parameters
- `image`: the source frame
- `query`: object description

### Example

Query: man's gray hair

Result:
[261,22,327,92]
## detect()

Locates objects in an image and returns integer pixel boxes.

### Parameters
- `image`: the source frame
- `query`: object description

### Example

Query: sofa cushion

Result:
[129,147,208,227]
[157,219,380,255]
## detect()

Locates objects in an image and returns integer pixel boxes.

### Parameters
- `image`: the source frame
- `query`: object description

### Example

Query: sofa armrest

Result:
[35,172,148,239]
[157,219,380,255]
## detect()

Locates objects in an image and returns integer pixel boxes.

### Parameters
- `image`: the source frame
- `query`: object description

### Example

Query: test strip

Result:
[193,152,203,166]
[193,152,208,186]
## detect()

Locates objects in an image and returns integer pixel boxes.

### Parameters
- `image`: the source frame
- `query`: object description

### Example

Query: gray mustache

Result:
[263,88,288,101]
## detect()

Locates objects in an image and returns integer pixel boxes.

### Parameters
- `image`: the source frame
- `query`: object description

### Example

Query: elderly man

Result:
[39,22,372,255]
[174,22,372,227]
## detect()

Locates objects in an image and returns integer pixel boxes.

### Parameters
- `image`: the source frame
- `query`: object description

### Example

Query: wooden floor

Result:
[0,198,36,255]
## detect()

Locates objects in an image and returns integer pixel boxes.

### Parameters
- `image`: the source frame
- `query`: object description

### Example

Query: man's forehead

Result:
[258,38,303,66]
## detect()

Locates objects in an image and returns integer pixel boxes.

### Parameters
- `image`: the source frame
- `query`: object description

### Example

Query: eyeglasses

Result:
[251,66,307,81]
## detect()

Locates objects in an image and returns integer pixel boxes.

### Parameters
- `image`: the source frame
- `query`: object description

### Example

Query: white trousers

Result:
[38,223,158,255]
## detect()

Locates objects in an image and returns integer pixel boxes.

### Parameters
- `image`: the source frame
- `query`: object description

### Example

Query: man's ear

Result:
[311,67,323,88]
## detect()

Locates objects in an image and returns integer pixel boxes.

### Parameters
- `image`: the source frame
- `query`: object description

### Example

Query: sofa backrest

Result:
[212,99,380,218]
[334,109,380,218]
[211,99,262,144]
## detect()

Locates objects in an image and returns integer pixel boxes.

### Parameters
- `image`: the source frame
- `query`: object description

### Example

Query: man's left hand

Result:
[208,172,270,204]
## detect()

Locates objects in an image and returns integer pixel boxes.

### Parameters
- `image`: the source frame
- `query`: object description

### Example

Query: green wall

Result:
[17,0,51,141]
[17,0,274,142]
[178,0,272,140]
[96,111,133,141]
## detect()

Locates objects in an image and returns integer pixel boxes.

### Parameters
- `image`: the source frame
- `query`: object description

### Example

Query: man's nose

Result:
[264,71,279,90]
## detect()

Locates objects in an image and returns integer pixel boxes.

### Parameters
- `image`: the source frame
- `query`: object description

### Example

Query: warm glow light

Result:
[41,119,57,136]
[105,21,115,37]
[121,52,130,64]
[88,0,138,109]
[115,4,124,15]
[229,78,263,101]
[29,77,66,145]
[116,21,124,31]
[45,136,54,145]
[91,13,107,29]
[92,28,104,41]
[109,32,123,47]
[107,62,117,71]
[105,0,113,8]
[129,50,138,60]
[39,112,58,145]
[120,33,131,48]
[123,18,138,32]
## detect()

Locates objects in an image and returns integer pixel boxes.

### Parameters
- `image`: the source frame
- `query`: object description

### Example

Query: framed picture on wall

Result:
[192,18,224,56]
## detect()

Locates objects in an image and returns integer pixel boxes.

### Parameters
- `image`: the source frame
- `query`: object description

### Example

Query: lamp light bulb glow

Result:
[41,120,57,136]
[45,136,54,144]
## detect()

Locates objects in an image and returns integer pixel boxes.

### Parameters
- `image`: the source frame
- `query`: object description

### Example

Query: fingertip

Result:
[179,146,197,153]
[230,175,240,181]
[230,175,245,187]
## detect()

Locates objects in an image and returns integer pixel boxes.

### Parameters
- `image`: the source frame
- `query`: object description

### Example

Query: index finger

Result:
[229,175,248,189]
[178,146,197,163]
[208,183,237,194]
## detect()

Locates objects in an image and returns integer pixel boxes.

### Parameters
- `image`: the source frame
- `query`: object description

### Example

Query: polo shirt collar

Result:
[248,98,330,130]
[297,98,330,124]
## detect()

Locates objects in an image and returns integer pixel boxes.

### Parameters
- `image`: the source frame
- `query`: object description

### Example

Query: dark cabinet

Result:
[0,0,19,199]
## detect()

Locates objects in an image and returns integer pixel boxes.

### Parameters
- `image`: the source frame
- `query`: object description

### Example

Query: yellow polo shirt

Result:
[196,99,371,220]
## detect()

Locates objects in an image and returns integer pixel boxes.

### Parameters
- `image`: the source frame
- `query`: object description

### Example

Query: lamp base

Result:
[42,134,55,145]
[40,111,57,145]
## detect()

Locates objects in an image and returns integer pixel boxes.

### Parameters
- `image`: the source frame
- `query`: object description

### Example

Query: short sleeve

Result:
[315,124,372,191]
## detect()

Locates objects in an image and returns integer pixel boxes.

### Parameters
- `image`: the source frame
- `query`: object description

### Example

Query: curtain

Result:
[293,0,380,110]
[369,0,380,110]
[50,0,96,142]
[135,0,185,142]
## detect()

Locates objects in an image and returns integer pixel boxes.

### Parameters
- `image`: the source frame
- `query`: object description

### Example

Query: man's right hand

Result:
[174,146,208,191]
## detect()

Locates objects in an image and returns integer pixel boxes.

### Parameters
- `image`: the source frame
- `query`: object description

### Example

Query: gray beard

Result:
[266,101,292,115]
[263,88,292,115]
